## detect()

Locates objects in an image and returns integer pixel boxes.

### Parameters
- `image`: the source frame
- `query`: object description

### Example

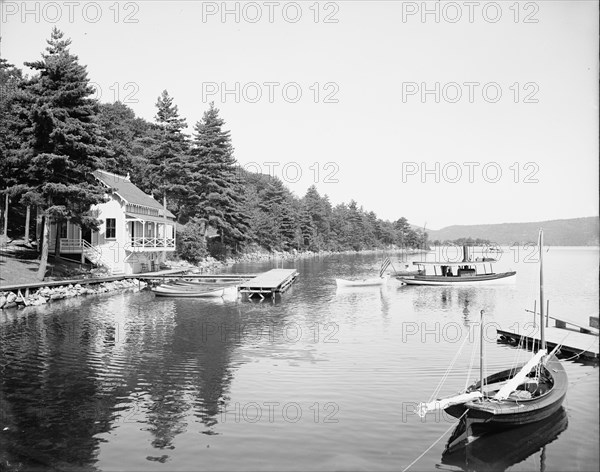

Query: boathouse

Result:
[48,170,176,275]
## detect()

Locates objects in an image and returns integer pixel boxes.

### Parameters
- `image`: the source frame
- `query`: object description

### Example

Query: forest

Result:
[0,29,427,277]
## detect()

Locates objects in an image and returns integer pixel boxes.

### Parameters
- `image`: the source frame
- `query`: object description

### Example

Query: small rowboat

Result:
[335,276,388,287]
[152,284,226,298]
[177,278,246,286]
[173,281,239,297]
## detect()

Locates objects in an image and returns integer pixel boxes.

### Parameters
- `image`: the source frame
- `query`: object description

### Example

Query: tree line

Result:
[0,29,427,278]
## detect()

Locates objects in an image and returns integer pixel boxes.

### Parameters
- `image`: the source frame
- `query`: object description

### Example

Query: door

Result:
[82,228,92,245]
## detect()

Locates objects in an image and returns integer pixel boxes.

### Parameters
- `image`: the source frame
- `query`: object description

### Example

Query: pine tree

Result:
[394,217,411,249]
[254,177,297,251]
[17,28,108,279]
[189,103,249,252]
[96,101,155,177]
[0,56,23,239]
[143,90,190,220]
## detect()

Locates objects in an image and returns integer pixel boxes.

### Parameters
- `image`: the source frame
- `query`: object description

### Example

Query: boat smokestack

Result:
[462,245,469,262]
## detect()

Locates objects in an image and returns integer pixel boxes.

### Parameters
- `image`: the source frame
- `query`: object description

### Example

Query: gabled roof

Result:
[93,170,175,218]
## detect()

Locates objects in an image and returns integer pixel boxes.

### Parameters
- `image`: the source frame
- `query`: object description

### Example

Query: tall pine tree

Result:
[143,90,190,221]
[18,28,108,279]
[189,103,249,253]
[0,56,23,239]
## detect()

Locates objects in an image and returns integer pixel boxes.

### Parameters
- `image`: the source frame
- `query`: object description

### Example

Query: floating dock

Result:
[497,314,599,360]
[238,269,299,299]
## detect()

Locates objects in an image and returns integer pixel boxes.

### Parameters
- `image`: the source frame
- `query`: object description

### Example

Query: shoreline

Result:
[167,247,429,272]
[0,247,425,311]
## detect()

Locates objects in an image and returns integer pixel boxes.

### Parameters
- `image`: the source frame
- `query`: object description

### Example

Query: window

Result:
[106,218,116,239]
[59,223,67,239]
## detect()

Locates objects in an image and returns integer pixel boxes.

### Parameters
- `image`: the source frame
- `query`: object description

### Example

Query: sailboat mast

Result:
[480,309,484,396]
[539,229,546,351]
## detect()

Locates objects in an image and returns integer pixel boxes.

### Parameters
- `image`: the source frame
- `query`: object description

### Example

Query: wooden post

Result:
[36,206,42,249]
[539,230,545,351]
[2,192,8,238]
[163,194,168,263]
[37,213,49,281]
[24,206,31,243]
[546,300,549,328]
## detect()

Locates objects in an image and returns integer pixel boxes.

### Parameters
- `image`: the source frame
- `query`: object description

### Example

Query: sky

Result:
[1,0,598,229]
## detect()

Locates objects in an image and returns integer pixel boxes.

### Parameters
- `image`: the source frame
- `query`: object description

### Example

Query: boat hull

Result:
[152,286,226,298]
[445,355,567,432]
[398,271,516,286]
[336,277,387,287]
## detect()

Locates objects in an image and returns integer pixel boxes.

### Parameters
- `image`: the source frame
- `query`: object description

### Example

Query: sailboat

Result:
[419,229,568,440]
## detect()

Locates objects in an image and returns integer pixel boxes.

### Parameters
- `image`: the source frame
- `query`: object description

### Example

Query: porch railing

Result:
[130,237,176,248]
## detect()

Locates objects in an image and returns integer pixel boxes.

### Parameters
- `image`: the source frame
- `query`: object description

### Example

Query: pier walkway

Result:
[497,314,599,360]
[238,269,299,299]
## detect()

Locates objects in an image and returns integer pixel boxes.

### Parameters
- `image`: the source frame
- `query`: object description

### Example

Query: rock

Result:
[31,297,47,306]
[6,292,17,303]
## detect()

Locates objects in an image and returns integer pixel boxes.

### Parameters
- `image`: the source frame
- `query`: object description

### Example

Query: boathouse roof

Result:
[93,170,175,219]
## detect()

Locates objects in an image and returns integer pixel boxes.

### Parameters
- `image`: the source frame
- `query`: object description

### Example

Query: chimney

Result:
[462,245,469,262]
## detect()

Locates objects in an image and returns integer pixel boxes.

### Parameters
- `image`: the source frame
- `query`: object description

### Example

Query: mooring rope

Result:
[428,329,471,403]
[559,338,599,362]
[401,410,469,472]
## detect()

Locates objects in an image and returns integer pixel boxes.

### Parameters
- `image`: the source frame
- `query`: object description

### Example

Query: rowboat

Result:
[178,282,239,297]
[336,257,392,287]
[177,278,246,286]
[335,275,388,287]
[152,284,226,298]
[419,230,567,445]
[397,245,516,285]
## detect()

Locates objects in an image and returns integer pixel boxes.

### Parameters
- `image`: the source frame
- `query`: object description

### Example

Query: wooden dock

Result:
[238,269,299,299]
[137,273,257,282]
[497,315,599,360]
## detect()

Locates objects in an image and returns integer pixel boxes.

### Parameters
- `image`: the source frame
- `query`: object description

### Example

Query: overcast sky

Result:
[2,1,598,229]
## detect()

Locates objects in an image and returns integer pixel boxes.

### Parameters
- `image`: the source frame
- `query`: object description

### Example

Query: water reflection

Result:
[441,407,568,472]
[409,286,498,319]
[0,293,245,468]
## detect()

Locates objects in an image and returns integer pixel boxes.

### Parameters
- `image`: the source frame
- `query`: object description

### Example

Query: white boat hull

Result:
[336,276,388,287]
[152,286,226,298]
[398,272,516,286]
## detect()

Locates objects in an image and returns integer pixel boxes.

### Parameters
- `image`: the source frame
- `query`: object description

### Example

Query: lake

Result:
[0,247,598,471]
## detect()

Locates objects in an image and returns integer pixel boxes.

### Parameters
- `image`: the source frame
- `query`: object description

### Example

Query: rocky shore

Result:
[169,247,422,272]
[0,278,148,310]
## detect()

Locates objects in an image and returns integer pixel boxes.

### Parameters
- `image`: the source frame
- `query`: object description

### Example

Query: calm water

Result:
[0,248,598,471]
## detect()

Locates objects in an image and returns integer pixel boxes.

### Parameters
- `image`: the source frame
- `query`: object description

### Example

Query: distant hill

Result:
[427,217,599,246]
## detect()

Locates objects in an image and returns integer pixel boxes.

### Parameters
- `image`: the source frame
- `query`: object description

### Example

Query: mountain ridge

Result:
[426,216,599,246]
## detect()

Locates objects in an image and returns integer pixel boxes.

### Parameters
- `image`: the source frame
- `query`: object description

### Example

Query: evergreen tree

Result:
[0,57,24,238]
[143,90,190,220]
[96,101,155,177]
[17,28,108,279]
[189,103,249,252]
[176,217,208,263]
[394,217,411,248]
